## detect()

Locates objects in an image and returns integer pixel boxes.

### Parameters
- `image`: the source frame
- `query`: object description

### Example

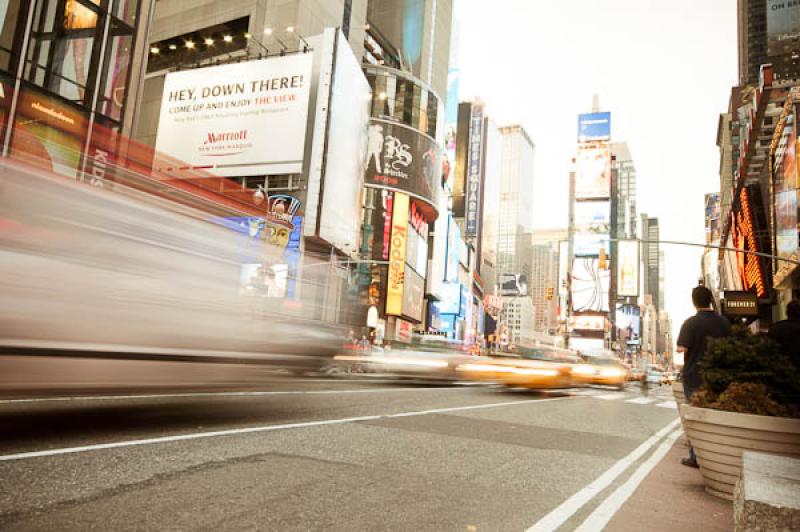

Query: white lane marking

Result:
[0,397,571,462]
[526,417,681,532]
[625,397,655,405]
[593,393,626,400]
[0,387,470,404]
[656,401,677,409]
[574,428,683,532]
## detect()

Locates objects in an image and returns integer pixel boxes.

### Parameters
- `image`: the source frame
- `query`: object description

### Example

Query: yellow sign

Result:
[386,192,409,316]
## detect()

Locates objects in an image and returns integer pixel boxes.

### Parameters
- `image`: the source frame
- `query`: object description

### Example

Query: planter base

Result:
[680,404,800,500]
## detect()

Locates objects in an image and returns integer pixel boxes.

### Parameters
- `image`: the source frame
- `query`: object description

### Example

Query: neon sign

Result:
[732,187,767,297]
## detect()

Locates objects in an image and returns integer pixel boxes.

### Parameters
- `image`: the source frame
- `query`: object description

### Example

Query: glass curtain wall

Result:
[1,0,142,174]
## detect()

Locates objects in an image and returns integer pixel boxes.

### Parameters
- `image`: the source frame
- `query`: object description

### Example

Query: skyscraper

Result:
[737,0,768,86]
[737,0,800,86]
[496,124,535,279]
[529,244,559,332]
[365,0,453,98]
[640,214,661,312]
[610,142,637,239]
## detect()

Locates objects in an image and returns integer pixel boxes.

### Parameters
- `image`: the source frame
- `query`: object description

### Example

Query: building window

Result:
[25,0,105,105]
[0,0,28,74]
[341,0,352,39]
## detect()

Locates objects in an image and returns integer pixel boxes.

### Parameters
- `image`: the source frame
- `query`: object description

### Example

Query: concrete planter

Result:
[672,381,686,405]
[680,404,800,500]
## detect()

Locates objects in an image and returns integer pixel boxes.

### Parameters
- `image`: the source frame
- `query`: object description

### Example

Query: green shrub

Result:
[695,325,800,417]
[691,382,793,417]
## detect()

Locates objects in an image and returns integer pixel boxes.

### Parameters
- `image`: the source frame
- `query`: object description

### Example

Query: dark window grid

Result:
[26,0,111,108]
[95,17,135,122]
[0,0,32,74]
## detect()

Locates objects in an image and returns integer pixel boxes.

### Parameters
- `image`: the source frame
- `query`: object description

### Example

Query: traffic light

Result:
[546,287,554,301]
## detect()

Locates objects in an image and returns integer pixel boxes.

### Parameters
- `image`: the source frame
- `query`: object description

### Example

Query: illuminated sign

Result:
[381,190,394,260]
[732,186,768,297]
[575,143,611,200]
[723,291,759,317]
[465,104,484,236]
[570,315,605,331]
[617,240,639,297]
[386,192,409,316]
[578,112,611,142]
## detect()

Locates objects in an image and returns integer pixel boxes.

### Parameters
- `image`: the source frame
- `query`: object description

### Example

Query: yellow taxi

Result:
[458,345,580,389]
[571,356,628,390]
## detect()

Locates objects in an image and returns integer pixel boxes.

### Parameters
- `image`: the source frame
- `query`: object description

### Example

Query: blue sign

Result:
[445,215,460,283]
[438,314,457,336]
[578,112,611,142]
[435,282,461,314]
[459,284,468,318]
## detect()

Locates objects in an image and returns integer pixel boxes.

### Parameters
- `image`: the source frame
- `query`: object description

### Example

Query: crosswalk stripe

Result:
[625,397,655,404]
[656,401,677,409]
[594,393,625,400]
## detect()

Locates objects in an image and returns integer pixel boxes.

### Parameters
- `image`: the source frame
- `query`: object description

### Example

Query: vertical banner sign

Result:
[617,240,639,297]
[465,105,484,236]
[387,192,410,316]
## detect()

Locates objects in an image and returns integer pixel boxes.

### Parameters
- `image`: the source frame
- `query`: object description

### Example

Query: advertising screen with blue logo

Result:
[435,282,461,315]
[578,112,611,142]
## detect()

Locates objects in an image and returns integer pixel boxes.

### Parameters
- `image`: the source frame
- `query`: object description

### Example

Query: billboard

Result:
[313,29,371,255]
[617,239,639,297]
[402,268,425,322]
[365,188,394,261]
[155,54,313,176]
[704,193,721,245]
[365,118,441,207]
[445,215,460,282]
[574,232,610,257]
[575,143,611,200]
[386,192,410,316]
[569,337,605,354]
[499,273,528,296]
[435,282,462,315]
[574,200,610,235]
[615,304,641,345]
[572,257,610,312]
[773,114,798,287]
[578,112,611,142]
[767,0,800,57]
[571,315,605,331]
[464,104,485,236]
[10,85,89,179]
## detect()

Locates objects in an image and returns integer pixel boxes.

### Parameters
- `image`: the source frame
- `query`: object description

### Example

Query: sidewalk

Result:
[606,433,733,532]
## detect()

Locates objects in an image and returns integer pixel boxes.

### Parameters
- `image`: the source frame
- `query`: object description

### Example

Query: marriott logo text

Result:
[204,130,248,144]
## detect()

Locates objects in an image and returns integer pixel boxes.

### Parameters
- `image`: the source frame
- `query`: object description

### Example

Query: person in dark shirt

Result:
[676,285,732,468]
[768,299,800,368]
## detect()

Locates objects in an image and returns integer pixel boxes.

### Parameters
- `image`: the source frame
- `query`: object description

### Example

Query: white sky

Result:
[454,0,738,343]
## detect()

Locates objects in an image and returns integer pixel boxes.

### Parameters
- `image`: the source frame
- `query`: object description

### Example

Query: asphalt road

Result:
[0,378,680,531]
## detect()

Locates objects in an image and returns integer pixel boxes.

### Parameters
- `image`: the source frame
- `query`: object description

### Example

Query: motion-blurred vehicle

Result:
[333,336,469,382]
[645,369,664,386]
[0,161,347,395]
[629,368,645,382]
[572,356,627,390]
[459,345,579,389]
[665,372,678,384]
